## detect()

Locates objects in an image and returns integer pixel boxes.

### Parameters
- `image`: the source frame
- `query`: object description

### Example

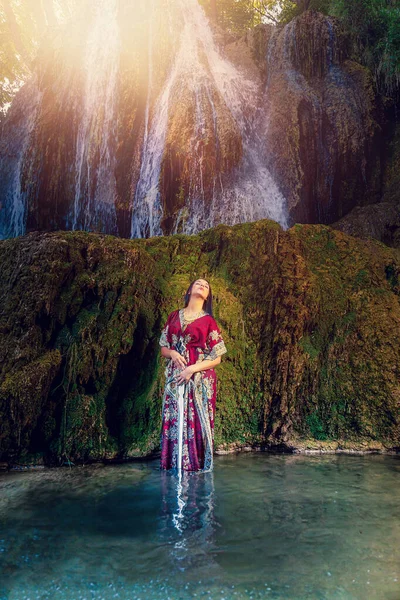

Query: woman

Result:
[159,278,227,472]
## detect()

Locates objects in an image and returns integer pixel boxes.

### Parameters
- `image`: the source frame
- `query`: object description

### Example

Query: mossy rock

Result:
[0,219,399,466]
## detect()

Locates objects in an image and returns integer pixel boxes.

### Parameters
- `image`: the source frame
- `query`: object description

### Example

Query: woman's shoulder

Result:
[204,313,218,326]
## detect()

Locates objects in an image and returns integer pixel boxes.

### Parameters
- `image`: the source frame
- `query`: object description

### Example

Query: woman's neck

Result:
[185,299,205,314]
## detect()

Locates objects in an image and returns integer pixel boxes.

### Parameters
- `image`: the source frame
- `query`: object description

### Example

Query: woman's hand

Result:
[170,350,187,370]
[174,364,195,385]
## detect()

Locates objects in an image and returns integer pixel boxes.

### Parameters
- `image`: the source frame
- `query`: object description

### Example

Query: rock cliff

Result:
[242,11,383,225]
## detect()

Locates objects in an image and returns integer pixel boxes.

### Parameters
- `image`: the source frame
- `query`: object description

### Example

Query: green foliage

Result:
[199,0,330,31]
[0,0,78,116]
[199,0,399,100]
[0,1,35,111]
[352,268,370,290]
[329,0,400,99]
[280,0,400,100]
[277,0,331,25]
[199,0,264,33]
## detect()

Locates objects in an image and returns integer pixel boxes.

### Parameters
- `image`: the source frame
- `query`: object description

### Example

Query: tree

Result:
[0,0,68,115]
[330,0,400,98]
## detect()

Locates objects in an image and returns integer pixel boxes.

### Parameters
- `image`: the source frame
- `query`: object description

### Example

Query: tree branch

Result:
[251,2,280,25]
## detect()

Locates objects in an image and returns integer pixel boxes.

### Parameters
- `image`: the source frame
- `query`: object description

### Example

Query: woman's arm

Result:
[191,356,221,372]
[174,356,221,384]
[160,346,174,359]
[161,346,220,370]
[160,346,187,369]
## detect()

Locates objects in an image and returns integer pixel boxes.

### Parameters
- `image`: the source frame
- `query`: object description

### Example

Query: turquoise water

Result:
[0,453,399,600]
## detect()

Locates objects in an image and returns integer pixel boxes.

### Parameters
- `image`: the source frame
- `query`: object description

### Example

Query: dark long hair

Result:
[183,278,214,317]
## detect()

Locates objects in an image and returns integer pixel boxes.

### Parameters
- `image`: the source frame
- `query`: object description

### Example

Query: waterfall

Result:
[0,74,43,240]
[69,0,120,235]
[0,0,289,241]
[130,0,165,239]
[131,0,289,237]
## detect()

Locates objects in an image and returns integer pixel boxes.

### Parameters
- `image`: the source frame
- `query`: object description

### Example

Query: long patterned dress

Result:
[159,308,227,472]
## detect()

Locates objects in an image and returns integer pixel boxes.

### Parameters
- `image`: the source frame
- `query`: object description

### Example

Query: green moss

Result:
[353,268,370,290]
[305,412,328,441]
[385,263,399,292]
[0,220,399,465]
[299,336,319,359]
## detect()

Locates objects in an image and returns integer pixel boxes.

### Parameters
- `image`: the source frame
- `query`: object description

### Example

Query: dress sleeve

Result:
[206,318,227,360]
[159,312,172,349]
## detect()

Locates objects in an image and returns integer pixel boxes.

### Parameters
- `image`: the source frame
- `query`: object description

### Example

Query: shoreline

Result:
[1,439,399,472]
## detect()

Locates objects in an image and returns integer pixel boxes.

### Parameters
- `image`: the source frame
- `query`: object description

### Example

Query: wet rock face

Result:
[159,59,243,235]
[161,99,242,234]
[329,122,400,249]
[285,10,349,79]
[331,202,400,248]
[259,10,382,225]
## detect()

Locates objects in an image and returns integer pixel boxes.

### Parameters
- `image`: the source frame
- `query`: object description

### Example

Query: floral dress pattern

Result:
[159,308,227,472]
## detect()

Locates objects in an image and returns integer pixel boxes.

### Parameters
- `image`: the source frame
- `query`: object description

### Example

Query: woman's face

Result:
[191,279,210,301]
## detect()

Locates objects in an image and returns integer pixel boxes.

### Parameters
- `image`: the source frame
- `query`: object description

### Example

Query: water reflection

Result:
[159,469,218,574]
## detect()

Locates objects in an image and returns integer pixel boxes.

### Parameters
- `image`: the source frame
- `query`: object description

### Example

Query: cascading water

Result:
[0,74,43,240]
[131,0,289,237]
[131,0,166,239]
[181,0,289,231]
[0,0,289,241]
[69,0,120,234]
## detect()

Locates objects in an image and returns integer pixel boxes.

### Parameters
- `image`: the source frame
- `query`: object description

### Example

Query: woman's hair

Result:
[184,278,214,316]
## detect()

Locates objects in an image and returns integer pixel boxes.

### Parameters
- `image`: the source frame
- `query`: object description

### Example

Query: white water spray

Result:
[71,0,120,234]
[0,74,43,240]
[131,0,289,238]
